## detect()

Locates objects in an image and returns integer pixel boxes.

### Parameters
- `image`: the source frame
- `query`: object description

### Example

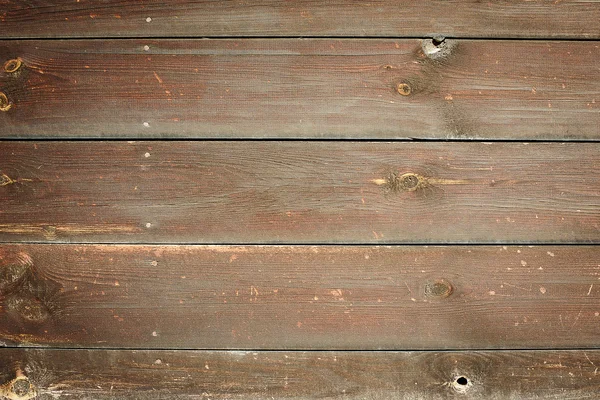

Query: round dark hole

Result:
[456,376,469,386]
[431,37,446,47]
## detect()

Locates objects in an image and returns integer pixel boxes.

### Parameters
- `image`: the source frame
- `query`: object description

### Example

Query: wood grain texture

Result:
[0,244,599,349]
[1,0,600,39]
[1,349,600,400]
[1,142,599,244]
[1,39,599,139]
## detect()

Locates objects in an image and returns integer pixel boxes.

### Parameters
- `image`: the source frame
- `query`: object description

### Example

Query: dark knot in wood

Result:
[424,279,453,298]
[3,58,22,74]
[397,83,412,96]
[1,372,37,400]
[399,173,419,190]
[0,92,11,112]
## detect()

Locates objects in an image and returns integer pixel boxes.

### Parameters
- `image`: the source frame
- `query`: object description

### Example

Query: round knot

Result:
[0,92,11,112]
[424,279,453,298]
[5,375,36,400]
[399,173,420,191]
[4,58,22,74]
[397,83,412,96]
[11,377,32,397]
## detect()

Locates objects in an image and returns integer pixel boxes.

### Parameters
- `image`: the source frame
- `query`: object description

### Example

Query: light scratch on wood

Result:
[502,282,532,292]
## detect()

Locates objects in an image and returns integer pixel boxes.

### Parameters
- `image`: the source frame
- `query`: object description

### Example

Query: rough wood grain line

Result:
[1,142,599,244]
[0,245,599,349]
[1,0,599,39]
[1,349,600,400]
[1,39,599,139]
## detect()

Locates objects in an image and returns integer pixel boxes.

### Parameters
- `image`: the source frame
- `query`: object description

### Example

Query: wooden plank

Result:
[1,349,599,399]
[0,244,598,349]
[2,1,599,39]
[1,142,598,244]
[1,39,599,139]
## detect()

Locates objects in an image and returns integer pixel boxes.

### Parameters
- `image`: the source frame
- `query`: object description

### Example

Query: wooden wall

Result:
[0,1,599,399]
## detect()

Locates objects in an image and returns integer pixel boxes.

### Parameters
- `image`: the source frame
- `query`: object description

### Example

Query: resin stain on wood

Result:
[0,245,598,349]
[0,40,599,139]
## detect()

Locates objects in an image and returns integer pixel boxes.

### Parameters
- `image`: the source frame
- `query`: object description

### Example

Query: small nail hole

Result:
[456,376,468,386]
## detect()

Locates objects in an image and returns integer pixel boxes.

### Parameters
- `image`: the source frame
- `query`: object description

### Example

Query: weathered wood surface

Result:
[2,0,599,39]
[0,349,599,399]
[0,245,598,349]
[1,40,599,139]
[1,142,598,244]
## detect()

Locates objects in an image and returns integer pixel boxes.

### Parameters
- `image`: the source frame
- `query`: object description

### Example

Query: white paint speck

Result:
[145,222,152,228]
[539,287,547,294]
[144,152,151,158]
[547,251,555,257]
[154,359,162,364]
[488,291,496,296]
[143,122,150,127]
[521,260,527,267]
[146,17,152,22]
[152,331,158,337]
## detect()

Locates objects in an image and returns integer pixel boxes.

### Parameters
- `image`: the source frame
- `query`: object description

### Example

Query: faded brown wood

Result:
[1,39,599,139]
[0,245,598,349]
[0,349,600,400]
[1,0,599,39]
[1,350,599,400]
[1,142,598,244]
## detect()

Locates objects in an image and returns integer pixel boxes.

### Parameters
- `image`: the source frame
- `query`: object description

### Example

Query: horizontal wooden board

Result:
[1,142,599,244]
[1,40,599,139]
[1,350,599,400]
[0,245,599,349]
[2,1,600,39]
